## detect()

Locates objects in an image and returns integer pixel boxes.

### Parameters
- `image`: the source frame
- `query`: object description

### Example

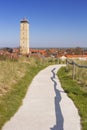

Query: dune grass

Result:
[58,67,87,130]
[0,56,47,130]
[67,60,87,89]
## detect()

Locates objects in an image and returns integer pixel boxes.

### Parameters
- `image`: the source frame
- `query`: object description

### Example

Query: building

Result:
[20,18,29,55]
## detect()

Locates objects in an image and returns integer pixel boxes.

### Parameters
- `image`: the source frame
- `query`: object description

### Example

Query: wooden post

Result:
[66,59,68,71]
[72,62,75,80]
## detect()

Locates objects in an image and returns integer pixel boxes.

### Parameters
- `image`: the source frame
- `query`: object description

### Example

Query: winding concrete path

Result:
[2,65,81,130]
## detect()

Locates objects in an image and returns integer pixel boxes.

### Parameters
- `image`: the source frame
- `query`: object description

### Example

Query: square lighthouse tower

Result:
[20,18,29,55]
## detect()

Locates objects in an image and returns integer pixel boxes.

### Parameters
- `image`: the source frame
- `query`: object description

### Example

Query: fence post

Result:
[66,59,68,71]
[72,61,75,80]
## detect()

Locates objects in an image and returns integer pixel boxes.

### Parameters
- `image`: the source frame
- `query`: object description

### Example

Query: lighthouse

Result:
[20,18,29,55]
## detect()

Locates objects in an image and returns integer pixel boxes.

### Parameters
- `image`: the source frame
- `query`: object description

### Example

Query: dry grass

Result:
[0,55,47,96]
[67,60,87,91]
[0,58,31,96]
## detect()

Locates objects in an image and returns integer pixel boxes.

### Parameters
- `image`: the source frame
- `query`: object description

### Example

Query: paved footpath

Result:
[2,65,81,130]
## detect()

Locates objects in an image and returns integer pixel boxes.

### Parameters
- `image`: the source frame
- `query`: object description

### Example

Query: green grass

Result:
[58,67,87,130]
[0,57,47,130]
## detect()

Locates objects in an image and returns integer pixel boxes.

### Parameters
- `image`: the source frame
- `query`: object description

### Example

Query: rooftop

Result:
[20,18,29,23]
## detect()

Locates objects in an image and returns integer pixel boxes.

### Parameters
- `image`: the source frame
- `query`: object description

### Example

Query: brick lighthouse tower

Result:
[20,18,29,55]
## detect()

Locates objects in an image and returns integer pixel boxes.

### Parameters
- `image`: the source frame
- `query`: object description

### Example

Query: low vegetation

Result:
[58,67,87,130]
[1,54,86,130]
[0,56,47,129]
[67,60,87,90]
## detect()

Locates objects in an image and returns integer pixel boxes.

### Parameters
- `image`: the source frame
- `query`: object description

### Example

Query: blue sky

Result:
[0,0,87,48]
